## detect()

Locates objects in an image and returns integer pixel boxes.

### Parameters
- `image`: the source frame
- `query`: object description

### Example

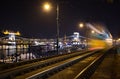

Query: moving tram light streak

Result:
[87,32,113,49]
[88,39,112,50]
[78,23,113,49]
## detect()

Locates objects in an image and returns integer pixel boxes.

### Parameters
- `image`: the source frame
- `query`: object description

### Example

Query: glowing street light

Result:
[91,30,95,34]
[79,23,84,28]
[43,2,60,53]
[79,23,89,50]
[43,2,51,11]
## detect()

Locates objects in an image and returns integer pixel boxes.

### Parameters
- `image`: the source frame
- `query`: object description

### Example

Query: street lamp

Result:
[43,2,51,12]
[43,2,59,53]
[79,23,88,50]
[79,23,84,28]
[91,30,95,34]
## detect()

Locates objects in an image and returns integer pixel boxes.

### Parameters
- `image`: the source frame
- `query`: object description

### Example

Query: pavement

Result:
[90,47,120,79]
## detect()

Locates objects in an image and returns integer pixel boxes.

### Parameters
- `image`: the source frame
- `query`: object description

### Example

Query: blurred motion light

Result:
[105,38,113,46]
[118,38,120,41]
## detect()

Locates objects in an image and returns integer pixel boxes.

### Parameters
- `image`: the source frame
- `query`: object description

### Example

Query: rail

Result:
[74,48,112,79]
[26,50,99,79]
[0,50,96,79]
[0,49,87,71]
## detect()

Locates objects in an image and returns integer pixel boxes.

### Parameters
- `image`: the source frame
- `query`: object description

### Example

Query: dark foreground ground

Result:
[90,47,120,79]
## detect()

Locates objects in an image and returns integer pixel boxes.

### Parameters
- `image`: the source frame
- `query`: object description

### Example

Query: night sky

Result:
[0,0,120,39]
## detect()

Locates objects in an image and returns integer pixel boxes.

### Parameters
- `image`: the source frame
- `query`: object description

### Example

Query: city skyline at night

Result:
[0,0,120,38]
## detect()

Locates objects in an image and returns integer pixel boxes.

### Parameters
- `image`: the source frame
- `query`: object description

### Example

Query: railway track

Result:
[0,49,104,79]
[25,49,105,79]
[0,50,84,71]
[37,48,111,79]
[15,49,103,79]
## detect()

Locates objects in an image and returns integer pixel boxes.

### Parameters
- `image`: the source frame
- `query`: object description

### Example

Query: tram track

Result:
[48,52,102,79]
[0,49,97,79]
[0,50,83,71]
[14,49,102,79]
[74,48,110,79]
[0,48,106,79]
[46,48,111,79]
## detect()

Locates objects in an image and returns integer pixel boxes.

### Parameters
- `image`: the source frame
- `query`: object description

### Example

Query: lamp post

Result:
[56,4,59,53]
[79,23,88,50]
[43,2,59,53]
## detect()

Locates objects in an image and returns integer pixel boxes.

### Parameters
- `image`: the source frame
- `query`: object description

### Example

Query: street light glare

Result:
[91,30,95,34]
[43,2,51,11]
[79,23,84,28]
[44,4,50,9]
